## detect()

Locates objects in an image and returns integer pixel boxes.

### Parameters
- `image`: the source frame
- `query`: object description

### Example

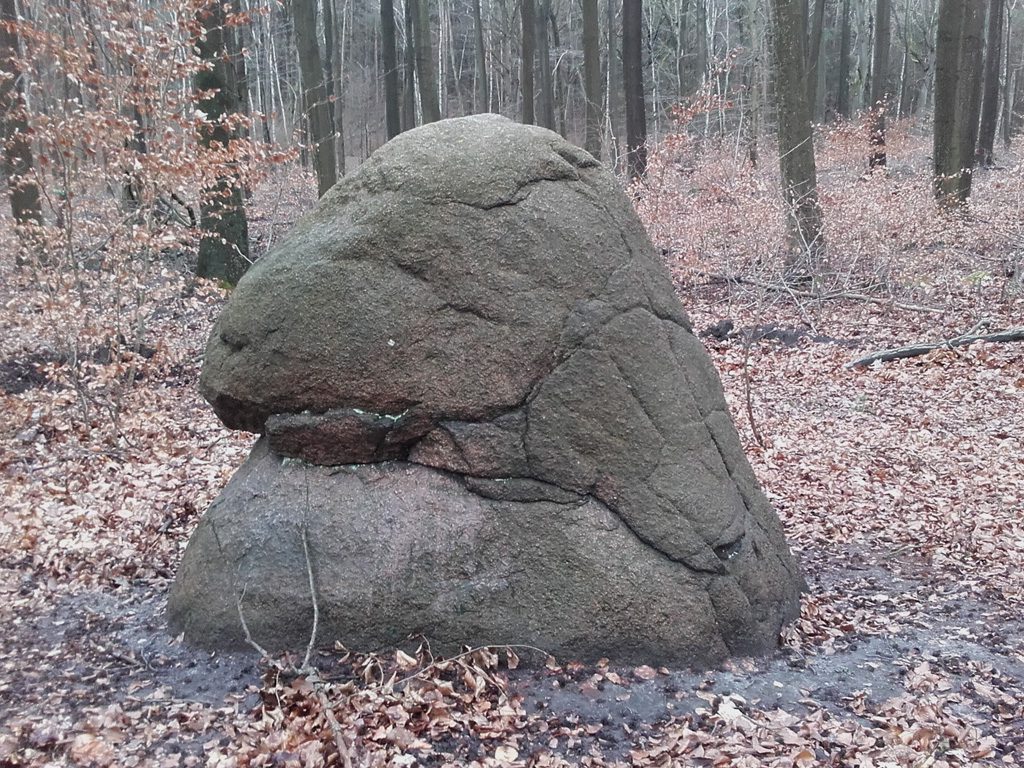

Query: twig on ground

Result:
[693,271,945,314]
[847,323,1024,368]
[779,280,820,335]
[741,339,766,449]
[235,518,355,768]
[90,642,144,669]
[310,672,354,768]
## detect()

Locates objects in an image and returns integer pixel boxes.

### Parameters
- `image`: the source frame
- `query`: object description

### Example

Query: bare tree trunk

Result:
[933,0,985,206]
[549,10,567,135]
[736,0,761,166]
[381,0,402,137]
[769,0,826,278]
[228,0,252,130]
[934,0,964,204]
[520,0,535,123]
[536,0,554,129]
[338,0,351,173]
[977,0,1004,166]
[437,0,447,117]
[869,0,891,168]
[582,0,603,158]
[402,0,417,129]
[414,0,441,123]
[806,0,826,119]
[623,0,646,179]
[268,4,291,142]
[954,1,985,198]
[0,0,42,230]
[606,0,622,167]
[695,0,709,84]
[473,0,489,112]
[195,0,250,283]
[914,1,940,115]
[248,0,274,143]
[837,0,852,118]
[321,0,345,177]
[896,0,911,118]
[999,2,1013,147]
[293,0,337,196]
[854,0,871,110]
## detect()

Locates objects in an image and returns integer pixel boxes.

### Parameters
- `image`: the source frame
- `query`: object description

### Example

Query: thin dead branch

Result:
[301,491,318,670]
[236,584,273,661]
[694,271,945,314]
[741,337,766,449]
[847,323,1024,368]
[235,520,356,768]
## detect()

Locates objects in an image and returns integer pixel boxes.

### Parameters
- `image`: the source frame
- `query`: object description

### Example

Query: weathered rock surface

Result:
[170,114,805,666]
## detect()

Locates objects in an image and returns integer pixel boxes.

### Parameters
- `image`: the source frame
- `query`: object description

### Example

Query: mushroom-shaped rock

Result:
[170,114,805,666]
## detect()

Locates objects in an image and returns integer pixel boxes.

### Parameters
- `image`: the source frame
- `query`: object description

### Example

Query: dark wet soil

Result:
[2,547,1022,764]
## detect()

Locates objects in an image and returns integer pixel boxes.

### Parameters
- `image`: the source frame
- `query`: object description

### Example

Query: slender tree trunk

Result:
[855,0,871,110]
[195,0,250,283]
[293,0,337,196]
[897,4,910,118]
[806,0,826,119]
[769,0,826,278]
[695,0,709,84]
[322,0,344,178]
[736,0,760,166]
[402,0,417,129]
[472,0,488,112]
[549,10,567,135]
[267,5,290,141]
[915,25,937,113]
[606,0,622,166]
[381,0,402,136]
[869,0,891,168]
[437,0,448,117]
[228,0,252,136]
[837,0,852,118]
[520,0,535,123]
[414,0,441,123]
[582,0,602,158]
[536,0,554,129]
[0,0,42,230]
[999,3,1013,147]
[672,0,685,99]
[977,0,1004,165]
[623,0,646,179]
[250,0,274,142]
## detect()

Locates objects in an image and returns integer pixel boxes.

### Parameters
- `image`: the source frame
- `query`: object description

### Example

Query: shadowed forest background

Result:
[1,0,1023,765]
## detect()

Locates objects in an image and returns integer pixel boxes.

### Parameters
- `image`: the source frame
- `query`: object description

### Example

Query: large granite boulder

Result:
[169,114,805,666]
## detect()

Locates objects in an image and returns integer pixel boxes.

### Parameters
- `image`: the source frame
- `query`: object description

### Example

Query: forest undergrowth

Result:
[1,123,1022,767]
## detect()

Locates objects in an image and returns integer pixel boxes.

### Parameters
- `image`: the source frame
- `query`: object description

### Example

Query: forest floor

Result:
[1,124,1023,767]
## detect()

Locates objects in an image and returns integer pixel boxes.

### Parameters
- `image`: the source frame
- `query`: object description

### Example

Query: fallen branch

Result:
[741,334,766,449]
[693,272,945,315]
[236,523,355,768]
[847,323,1024,368]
